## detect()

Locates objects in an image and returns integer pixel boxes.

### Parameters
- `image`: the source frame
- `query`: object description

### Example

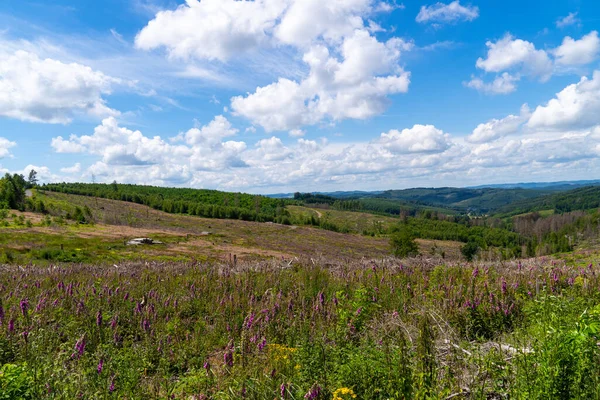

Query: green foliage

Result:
[43,182,290,223]
[497,185,600,216]
[390,229,419,257]
[461,241,479,261]
[511,295,600,398]
[0,173,27,210]
[0,364,35,400]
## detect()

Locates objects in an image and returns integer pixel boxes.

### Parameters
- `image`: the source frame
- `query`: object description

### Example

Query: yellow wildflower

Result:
[332,387,357,400]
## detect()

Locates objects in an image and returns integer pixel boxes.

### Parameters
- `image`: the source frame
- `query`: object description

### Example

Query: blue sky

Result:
[0,0,599,193]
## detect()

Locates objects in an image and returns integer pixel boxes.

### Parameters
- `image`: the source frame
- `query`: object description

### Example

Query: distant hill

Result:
[266,190,383,199]
[267,180,600,214]
[365,187,554,214]
[495,185,600,216]
[469,180,600,191]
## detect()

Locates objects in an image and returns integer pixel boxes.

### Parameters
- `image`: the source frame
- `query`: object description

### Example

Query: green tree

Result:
[26,169,38,188]
[461,241,479,261]
[390,229,419,258]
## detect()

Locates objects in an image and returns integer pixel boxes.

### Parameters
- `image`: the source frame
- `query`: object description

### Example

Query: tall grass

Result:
[0,258,599,398]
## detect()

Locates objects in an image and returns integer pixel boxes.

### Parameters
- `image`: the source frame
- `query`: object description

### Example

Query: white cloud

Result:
[60,163,82,174]
[0,50,120,124]
[556,12,580,28]
[274,0,376,47]
[553,31,600,66]
[181,115,238,146]
[465,72,519,94]
[469,31,600,95]
[475,34,553,80]
[232,30,411,131]
[135,0,409,131]
[0,137,16,159]
[52,117,190,166]
[467,104,530,143]
[136,0,396,60]
[135,0,287,62]
[528,70,600,130]
[42,105,600,192]
[416,1,479,24]
[289,129,306,137]
[377,124,452,153]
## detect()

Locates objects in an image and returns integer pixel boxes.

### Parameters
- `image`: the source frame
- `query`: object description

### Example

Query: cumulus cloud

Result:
[377,124,452,153]
[528,70,600,130]
[553,31,600,66]
[135,0,395,60]
[475,34,552,80]
[135,0,286,62]
[465,72,519,95]
[181,115,238,146]
[51,116,191,166]
[60,163,82,174]
[467,104,530,143]
[0,137,16,159]
[556,12,580,29]
[289,129,306,137]
[136,0,409,131]
[416,1,479,24]
[0,50,120,124]
[232,30,411,131]
[468,31,600,94]
[43,105,600,191]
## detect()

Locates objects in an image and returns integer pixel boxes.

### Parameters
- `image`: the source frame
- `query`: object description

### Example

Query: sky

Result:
[0,0,599,194]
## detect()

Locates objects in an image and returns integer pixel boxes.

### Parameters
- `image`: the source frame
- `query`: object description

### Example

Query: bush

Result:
[0,364,35,400]
[461,241,479,261]
[390,230,419,257]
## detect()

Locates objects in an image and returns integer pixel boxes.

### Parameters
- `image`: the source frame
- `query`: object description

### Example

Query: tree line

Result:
[42,182,292,223]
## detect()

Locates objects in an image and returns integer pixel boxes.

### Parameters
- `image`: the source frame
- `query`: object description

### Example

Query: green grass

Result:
[2,257,600,398]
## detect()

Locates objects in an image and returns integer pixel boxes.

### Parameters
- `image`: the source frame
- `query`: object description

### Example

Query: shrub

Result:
[390,230,419,257]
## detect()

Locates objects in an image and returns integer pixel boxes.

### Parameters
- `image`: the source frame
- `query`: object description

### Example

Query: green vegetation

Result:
[43,182,291,223]
[2,182,600,397]
[1,259,600,398]
[497,186,600,216]
[390,229,419,257]
[0,173,27,210]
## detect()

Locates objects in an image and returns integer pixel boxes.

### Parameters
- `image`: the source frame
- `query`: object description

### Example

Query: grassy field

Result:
[3,191,600,398]
[2,256,600,398]
[0,192,399,265]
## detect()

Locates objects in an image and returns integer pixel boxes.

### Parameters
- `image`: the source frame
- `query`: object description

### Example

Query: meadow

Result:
[3,180,600,398]
[2,257,600,399]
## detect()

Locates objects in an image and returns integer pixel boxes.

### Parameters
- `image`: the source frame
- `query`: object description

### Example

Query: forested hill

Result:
[289,187,559,214]
[372,187,553,213]
[495,185,600,216]
[41,182,290,223]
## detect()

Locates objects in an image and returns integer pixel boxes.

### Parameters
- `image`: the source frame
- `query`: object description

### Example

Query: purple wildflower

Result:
[304,384,322,399]
[72,336,86,359]
[8,319,14,333]
[245,313,255,329]
[258,338,267,351]
[97,359,104,375]
[224,350,234,368]
[20,298,29,317]
[96,310,103,327]
[280,383,287,398]
[142,319,150,333]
